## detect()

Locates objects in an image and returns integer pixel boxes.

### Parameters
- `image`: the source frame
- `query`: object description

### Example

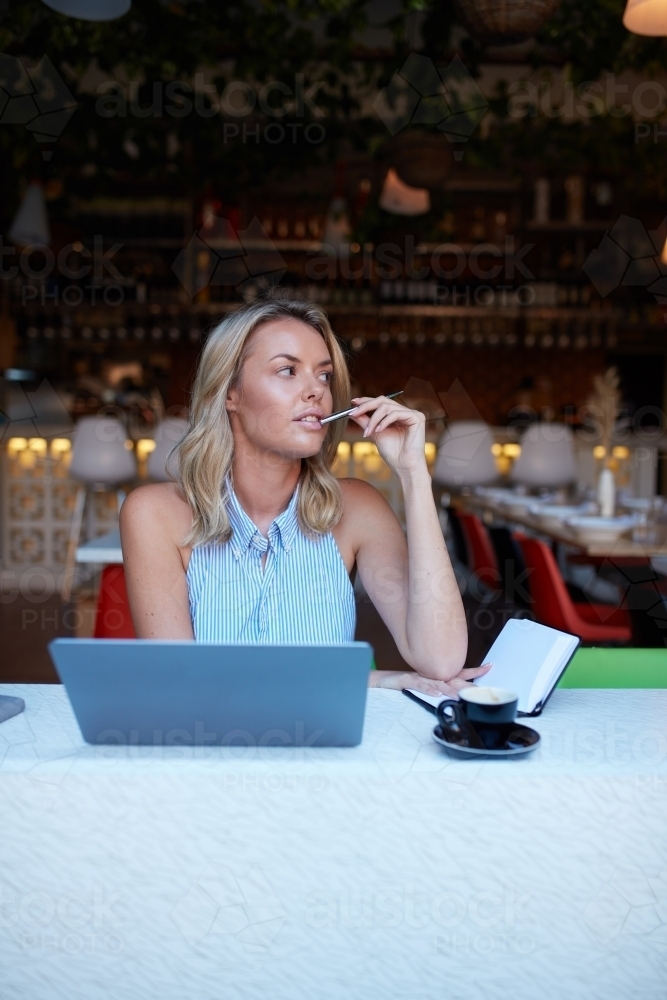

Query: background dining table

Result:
[1,651,666,1000]
[459,494,667,560]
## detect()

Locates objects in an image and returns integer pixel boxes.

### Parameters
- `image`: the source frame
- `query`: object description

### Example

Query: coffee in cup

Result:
[437,687,519,750]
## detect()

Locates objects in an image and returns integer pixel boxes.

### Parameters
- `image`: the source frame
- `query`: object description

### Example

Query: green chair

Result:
[558,647,667,689]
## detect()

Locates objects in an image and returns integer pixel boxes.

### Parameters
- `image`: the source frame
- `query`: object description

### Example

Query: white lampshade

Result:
[68,417,137,485]
[9,183,50,247]
[432,420,498,488]
[623,0,667,34]
[379,168,430,216]
[41,0,131,19]
[510,423,577,488]
[147,417,188,482]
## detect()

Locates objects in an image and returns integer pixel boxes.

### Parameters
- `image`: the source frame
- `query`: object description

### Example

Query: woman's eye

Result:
[320,371,333,382]
[278,366,296,376]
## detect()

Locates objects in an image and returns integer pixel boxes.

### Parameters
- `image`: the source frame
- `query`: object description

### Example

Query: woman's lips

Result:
[294,416,323,430]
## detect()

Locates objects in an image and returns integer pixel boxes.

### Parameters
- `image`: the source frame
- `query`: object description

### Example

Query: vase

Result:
[597,466,616,518]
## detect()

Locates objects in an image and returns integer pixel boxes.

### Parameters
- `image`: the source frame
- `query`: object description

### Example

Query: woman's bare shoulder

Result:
[333,478,404,565]
[120,482,193,542]
[336,477,399,524]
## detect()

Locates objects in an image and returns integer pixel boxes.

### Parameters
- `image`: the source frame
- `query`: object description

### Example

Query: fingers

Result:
[350,396,400,415]
[408,677,455,696]
[373,671,452,694]
[350,395,390,411]
[445,678,476,693]
[348,411,369,431]
[349,395,419,440]
[365,408,396,438]
[369,670,411,690]
[363,402,419,439]
[446,662,492,692]
[461,661,493,677]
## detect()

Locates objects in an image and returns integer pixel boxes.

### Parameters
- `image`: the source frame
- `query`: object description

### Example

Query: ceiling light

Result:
[623,0,667,35]
[41,0,130,21]
[379,168,430,216]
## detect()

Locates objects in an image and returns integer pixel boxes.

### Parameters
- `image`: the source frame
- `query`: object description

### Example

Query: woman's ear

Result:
[225,386,238,413]
[226,371,242,413]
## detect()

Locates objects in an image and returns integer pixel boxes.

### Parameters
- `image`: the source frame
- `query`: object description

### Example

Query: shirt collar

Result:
[224,475,300,557]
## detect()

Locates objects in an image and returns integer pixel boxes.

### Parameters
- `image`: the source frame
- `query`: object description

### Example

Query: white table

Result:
[75,529,122,565]
[1,686,667,1000]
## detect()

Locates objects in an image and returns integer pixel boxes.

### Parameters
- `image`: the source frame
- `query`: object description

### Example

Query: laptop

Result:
[48,639,373,747]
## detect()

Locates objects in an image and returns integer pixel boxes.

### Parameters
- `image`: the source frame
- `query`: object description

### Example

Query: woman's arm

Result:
[346,396,469,683]
[119,483,195,639]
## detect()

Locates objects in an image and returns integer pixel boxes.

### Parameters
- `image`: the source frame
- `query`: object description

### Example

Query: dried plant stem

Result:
[589,367,620,469]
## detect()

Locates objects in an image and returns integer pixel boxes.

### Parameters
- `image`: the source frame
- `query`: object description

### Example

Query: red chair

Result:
[93,565,136,639]
[457,512,500,589]
[515,534,631,643]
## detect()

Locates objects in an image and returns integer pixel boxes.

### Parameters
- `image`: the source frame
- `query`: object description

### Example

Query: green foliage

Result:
[3,0,667,216]
[535,0,667,81]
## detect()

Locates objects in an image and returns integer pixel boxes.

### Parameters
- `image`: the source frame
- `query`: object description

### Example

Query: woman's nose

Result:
[304,377,326,396]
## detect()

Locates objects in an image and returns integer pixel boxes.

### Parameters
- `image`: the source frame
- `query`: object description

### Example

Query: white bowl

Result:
[498,495,545,519]
[564,515,638,545]
[530,503,596,531]
[618,497,654,514]
[474,487,515,500]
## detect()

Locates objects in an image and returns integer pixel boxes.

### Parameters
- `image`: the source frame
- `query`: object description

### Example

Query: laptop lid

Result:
[48,639,373,747]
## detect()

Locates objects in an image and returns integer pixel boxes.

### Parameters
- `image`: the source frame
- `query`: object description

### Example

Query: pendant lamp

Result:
[41,0,131,20]
[379,168,430,216]
[9,182,50,247]
[623,0,667,35]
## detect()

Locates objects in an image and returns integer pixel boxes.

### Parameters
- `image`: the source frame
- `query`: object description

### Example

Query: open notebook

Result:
[406,618,581,717]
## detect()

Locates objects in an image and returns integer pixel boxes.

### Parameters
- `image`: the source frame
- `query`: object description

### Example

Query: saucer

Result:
[432,722,541,759]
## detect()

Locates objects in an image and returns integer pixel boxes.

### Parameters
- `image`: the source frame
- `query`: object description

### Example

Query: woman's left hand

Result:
[348,395,426,477]
[369,663,493,695]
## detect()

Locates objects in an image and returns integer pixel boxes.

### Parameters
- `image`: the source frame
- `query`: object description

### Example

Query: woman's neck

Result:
[229,456,301,537]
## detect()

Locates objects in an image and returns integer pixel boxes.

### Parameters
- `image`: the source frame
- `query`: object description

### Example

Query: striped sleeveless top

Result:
[186,476,357,643]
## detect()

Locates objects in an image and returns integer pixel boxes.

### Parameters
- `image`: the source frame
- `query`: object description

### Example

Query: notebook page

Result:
[472,619,574,714]
[405,619,578,715]
[404,690,455,711]
[526,632,579,711]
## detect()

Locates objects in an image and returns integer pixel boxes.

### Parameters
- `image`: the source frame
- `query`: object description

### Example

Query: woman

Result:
[120,292,490,696]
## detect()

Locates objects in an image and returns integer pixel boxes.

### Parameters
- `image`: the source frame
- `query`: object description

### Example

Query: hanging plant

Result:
[454,0,563,43]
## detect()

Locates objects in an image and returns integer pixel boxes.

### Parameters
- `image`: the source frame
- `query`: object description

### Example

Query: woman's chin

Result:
[260,437,325,463]
[291,425,326,451]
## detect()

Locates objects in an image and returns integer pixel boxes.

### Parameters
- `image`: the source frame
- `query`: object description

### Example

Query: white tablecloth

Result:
[1,685,667,1000]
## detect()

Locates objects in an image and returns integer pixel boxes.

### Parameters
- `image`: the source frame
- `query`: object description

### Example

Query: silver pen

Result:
[319,390,404,425]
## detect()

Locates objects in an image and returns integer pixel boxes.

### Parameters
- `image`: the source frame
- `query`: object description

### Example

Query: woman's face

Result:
[226,317,334,460]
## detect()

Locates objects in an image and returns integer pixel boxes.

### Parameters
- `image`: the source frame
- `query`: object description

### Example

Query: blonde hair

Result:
[176,291,351,547]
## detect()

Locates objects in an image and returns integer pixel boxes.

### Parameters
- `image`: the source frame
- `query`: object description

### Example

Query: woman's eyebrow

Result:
[269,353,333,366]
